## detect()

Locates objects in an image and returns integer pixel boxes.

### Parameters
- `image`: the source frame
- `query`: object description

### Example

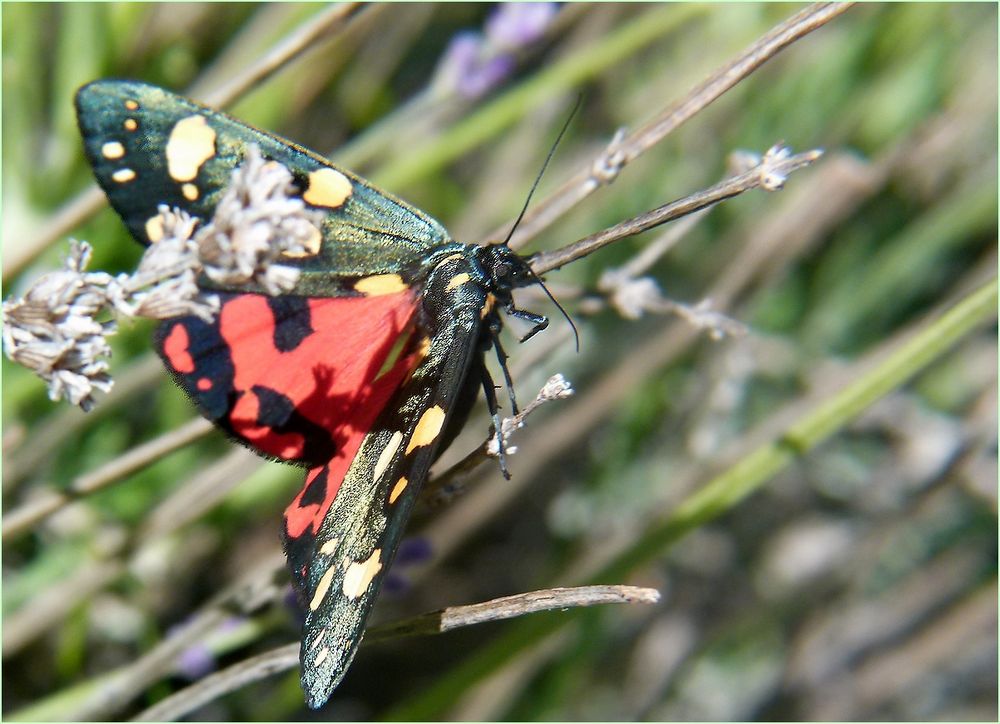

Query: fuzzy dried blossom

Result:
[106,206,219,322]
[487,374,574,457]
[2,240,115,410]
[197,145,325,295]
[4,147,324,410]
[729,142,797,191]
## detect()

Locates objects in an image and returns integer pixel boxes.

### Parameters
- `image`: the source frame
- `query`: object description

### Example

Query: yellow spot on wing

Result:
[309,565,337,611]
[101,141,125,160]
[112,168,136,183]
[124,118,138,131]
[354,274,408,296]
[166,115,217,182]
[181,183,199,201]
[446,272,471,291]
[314,647,331,667]
[319,538,340,556]
[389,477,408,505]
[406,405,445,454]
[343,549,383,599]
[124,99,139,110]
[145,216,165,243]
[303,167,353,209]
[374,432,403,483]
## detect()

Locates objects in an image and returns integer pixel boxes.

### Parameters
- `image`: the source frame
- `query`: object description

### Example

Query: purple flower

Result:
[176,643,216,681]
[434,4,559,100]
[485,3,559,50]
[384,536,435,596]
[170,617,243,680]
[394,536,434,566]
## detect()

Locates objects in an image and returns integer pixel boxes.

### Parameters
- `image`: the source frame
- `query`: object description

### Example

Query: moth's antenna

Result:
[530,267,579,352]
[503,94,583,245]
[500,96,583,352]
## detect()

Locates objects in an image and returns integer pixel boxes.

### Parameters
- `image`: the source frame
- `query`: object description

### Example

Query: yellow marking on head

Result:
[354,274,408,296]
[101,141,125,160]
[319,538,340,556]
[303,167,353,209]
[309,565,337,611]
[165,115,217,182]
[145,215,165,242]
[112,168,136,183]
[388,477,408,505]
[281,225,322,259]
[405,405,446,454]
[124,118,138,131]
[373,432,403,483]
[446,272,471,291]
[480,292,496,319]
[314,647,331,667]
[124,99,139,110]
[181,183,199,201]
[342,549,383,600]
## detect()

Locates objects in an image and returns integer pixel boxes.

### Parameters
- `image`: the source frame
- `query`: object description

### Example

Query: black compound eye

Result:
[495,261,513,279]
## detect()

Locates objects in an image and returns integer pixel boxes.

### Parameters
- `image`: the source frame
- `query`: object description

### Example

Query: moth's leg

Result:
[479,363,511,480]
[508,306,549,343]
[490,331,519,416]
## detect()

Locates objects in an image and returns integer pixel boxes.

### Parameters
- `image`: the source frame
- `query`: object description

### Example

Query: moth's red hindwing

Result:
[156,290,420,468]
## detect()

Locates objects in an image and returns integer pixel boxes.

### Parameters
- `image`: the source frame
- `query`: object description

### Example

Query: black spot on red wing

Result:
[299,467,329,507]
[267,296,314,352]
[284,525,317,597]
[250,385,338,463]
[154,315,235,421]
[251,384,296,427]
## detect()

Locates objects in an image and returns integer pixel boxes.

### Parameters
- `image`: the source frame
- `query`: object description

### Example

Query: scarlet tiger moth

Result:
[74,79,553,708]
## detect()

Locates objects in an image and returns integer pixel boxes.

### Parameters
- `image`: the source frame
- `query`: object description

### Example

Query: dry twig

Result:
[2,417,214,540]
[132,584,659,721]
[501,2,853,250]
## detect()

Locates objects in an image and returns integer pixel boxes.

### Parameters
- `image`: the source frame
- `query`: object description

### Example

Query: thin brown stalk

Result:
[531,148,823,274]
[3,560,124,657]
[3,354,165,489]
[503,2,854,250]
[132,643,301,722]
[2,417,214,540]
[366,584,660,641]
[191,2,362,108]
[132,585,658,721]
[65,550,287,722]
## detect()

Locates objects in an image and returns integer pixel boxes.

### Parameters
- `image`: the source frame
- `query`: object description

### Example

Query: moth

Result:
[76,79,554,708]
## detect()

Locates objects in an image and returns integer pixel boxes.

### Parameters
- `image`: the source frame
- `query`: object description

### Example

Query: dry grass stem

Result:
[132,584,659,721]
[504,2,853,249]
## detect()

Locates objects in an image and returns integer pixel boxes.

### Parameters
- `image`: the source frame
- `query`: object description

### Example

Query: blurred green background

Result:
[2,3,996,721]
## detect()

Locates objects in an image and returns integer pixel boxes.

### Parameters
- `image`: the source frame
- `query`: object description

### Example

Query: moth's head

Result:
[477,242,538,294]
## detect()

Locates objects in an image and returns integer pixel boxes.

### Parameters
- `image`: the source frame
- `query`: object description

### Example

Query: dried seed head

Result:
[108,206,219,322]
[198,145,324,295]
[2,240,115,410]
[4,147,324,410]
